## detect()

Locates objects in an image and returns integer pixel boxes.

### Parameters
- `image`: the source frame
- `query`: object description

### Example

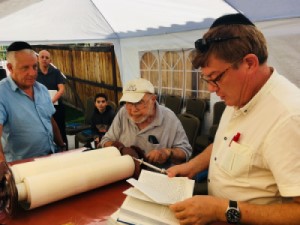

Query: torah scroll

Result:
[10,147,135,209]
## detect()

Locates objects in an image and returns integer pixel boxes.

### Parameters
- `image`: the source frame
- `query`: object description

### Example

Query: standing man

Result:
[37,50,68,149]
[167,13,300,224]
[0,42,65,162]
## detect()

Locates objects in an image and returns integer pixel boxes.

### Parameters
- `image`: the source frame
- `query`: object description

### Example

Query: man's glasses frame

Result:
[125,95,152,110]
[200,58,242,88]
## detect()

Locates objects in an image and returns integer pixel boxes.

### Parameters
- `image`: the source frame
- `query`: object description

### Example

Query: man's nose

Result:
[29,67,37,75]
[207,83,219,93]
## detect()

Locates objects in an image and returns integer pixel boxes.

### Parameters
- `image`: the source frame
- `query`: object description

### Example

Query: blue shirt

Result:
[0,76,56,162]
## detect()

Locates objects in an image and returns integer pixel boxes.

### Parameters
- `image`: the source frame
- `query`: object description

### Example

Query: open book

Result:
[107,169,195,225]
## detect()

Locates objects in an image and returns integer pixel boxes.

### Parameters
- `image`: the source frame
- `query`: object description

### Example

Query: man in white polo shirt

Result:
[167,13,300,225]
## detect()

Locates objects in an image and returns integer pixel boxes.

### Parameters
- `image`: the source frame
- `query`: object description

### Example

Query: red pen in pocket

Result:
[229,132,241,146]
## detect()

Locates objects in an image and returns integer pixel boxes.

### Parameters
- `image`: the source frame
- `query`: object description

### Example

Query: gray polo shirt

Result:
[101,102,192,167]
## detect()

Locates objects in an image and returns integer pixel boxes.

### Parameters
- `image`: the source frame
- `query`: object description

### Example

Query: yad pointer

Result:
[133,157,167,174]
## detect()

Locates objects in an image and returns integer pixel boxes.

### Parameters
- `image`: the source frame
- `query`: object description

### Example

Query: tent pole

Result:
[111,45,118,106]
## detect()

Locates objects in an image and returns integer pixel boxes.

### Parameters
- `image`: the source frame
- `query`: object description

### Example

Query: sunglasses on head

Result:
[194,36,240,53]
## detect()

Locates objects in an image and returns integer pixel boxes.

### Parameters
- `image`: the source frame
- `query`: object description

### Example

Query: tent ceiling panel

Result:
[225,0,300,22]
[92,0,236,38]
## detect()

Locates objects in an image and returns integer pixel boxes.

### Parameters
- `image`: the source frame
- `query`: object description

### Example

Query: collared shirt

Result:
[208,70,300,204]
[0,76,56,162]
[101,102,192,168]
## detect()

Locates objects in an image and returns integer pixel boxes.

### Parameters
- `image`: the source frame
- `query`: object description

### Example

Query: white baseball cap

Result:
[120,78,155,103]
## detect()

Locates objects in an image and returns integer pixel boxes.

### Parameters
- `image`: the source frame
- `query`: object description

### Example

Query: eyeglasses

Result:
[200,59,242,88]
[195,36,240,53]
[200,66,231,88]
[126,96,152,110]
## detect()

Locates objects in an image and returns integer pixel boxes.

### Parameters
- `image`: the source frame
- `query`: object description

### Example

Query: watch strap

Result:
[229,200,237,208]
[226,200,241,224]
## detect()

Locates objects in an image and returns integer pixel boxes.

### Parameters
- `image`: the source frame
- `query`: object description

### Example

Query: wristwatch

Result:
[225,200,241,224]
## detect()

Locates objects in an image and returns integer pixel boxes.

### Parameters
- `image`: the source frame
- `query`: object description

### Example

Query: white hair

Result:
[6,49,36,67]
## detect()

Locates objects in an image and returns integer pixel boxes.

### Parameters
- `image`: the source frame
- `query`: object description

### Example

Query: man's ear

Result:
[6,63,13,73]
[244,54,259,70]
[243,54,259,74]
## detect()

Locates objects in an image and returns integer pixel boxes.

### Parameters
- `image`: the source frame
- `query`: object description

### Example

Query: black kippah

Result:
[7,41,32,52]
[210,13,255,29]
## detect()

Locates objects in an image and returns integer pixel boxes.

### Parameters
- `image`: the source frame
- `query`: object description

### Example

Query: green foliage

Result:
[0,46,7,61]
[65,104,84,123]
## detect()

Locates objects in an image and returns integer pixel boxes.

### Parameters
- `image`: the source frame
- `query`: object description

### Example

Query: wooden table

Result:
[5,180,129,225]
[1,151,228,225]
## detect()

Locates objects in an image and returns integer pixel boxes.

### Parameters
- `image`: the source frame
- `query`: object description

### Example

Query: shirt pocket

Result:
[217,141,252,179]
[35,102,53,119]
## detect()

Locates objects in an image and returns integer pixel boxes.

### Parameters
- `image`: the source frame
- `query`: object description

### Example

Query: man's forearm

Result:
[188,143,212,176]
[168,148,187,164]
[236,198,300,225]
[0,126,5,161]
[52,84,64,103]
[51,118,64,147]
[0,143,5,161]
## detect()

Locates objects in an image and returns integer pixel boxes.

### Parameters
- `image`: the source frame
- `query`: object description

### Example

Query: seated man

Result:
[100,78,192,171]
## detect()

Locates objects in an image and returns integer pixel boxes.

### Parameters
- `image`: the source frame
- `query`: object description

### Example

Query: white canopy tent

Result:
[0,0,299,133]
[0,0,236,84]
[0,0,299,86]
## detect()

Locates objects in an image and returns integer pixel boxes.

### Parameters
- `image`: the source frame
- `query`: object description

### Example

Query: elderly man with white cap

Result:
[100,78,192,172]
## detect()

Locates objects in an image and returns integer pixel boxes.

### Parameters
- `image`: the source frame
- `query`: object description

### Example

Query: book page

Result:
[106,209,125,225]
[48,90,58,105]
[123,187,154,203]
[126,170,194,205]
[119,196,179,225]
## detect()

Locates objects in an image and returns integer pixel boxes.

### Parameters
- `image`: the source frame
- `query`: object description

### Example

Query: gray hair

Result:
[6,49,36,67]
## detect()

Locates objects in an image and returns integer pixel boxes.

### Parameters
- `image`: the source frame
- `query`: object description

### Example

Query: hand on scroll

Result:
[146,148,170,165]
[120,146,146,179]
[111,141,125,151]
[130,145,145,159]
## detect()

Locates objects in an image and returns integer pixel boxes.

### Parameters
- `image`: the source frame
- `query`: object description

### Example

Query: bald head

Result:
[38,50,51,69]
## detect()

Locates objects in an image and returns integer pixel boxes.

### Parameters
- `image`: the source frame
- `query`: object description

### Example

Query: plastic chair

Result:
[177,113,200,150]
[212,101,226,124]
[185,98,206,134]
[74,128,97,148]
[107,100,117,113]
[193,101,226,157]
[164,95,182,115]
